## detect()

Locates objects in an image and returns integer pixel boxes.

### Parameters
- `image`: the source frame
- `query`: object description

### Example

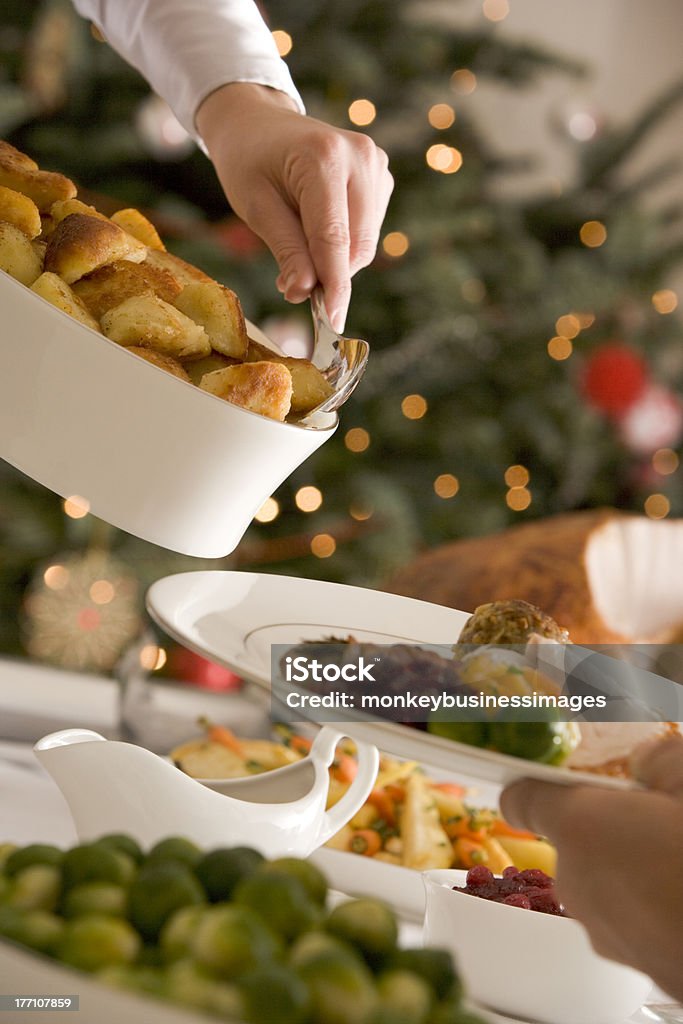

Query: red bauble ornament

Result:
[165,644,243,692]
[581,343,648,419]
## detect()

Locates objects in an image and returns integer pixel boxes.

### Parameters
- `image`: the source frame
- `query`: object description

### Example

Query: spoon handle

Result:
[310,286,339,372]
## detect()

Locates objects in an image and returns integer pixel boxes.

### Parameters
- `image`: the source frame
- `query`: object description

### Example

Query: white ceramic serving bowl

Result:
[0,269,336,557]
[423,869,652,1024]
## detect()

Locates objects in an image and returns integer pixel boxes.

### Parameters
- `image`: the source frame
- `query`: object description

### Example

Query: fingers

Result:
[630,732,683,797]
[290,130,392,332]
[347,140,393,276]
[243,180,318,302]
[294,139,353,332]
[499,779,583,839]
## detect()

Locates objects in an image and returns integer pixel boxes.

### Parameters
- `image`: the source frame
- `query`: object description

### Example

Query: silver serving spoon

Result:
[305,286,370,416]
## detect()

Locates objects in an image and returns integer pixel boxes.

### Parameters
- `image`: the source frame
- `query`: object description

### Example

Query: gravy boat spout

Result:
[34,727,379,857]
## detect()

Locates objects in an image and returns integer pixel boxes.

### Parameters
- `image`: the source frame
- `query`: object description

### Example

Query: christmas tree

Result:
[1,0,683,669]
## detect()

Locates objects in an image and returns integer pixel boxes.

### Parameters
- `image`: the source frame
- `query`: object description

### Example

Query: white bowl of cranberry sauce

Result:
[423,867,652,1024]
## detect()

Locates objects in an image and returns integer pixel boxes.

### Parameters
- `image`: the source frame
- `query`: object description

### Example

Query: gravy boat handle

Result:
[309,727,379,846]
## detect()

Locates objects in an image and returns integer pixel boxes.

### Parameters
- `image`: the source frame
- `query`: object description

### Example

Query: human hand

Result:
[500,734,683,1000]
[196,82,393,332]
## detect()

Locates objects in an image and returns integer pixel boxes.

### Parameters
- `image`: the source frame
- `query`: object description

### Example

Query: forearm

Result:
[71,0,304,139]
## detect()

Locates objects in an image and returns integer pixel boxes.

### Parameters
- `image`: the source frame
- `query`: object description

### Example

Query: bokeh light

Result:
[652,448,679,475]
[547,336,573,360]
[272,30,292,56]
[344,427,370,452]
[425,144,463,174]
[254,497,279,523]
[401,394,428,419]
[43,565,69,591]
[89,579,115,605]
[579,220,607,248]
[428,103,456,129]
[652,289,678,315]
[348,99,376,126]
[450,69,477,95]
[555,314,580,339]
[482,0,510,21]
[644,493,671,519]
[434,474,460,498]
[504,465,529,488]
[349,503,374,521]
[139,643,167,671]
[63,495,90,519]
[311,533,336,558]
[382,231,409,257]
[567,112,597,141]
[506,487,532,511]
[295,486,323,512]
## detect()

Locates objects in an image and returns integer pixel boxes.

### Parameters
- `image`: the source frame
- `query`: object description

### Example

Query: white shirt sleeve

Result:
[71,0,305,140]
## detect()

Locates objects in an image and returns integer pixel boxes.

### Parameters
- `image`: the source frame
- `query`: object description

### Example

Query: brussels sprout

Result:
[289,931,363,970]
[62,882,126,919]
[194,846,265,902]
[6,864,61,912]
[58,914,140,972]
[488,717,579,764]
[192,904,281,977]
[240,964,311,1024]
[0,843,18,871]
[159,904,207,962]
[296,948,378,1024]
[4,844,63,878]
[146,837,202,869]
[61,844,134,892]
[259,857,328,907]
[94,834,144,864]
[0,906,63,955]
[325,899,398,966]
[234,871,321,941]
[374,969,434,1024]
[165,958,245,1017]
[127,861,204,942]
[391,949,461,1002]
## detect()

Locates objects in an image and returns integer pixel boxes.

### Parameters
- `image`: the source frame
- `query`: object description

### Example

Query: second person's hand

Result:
[196,82,394,333]
[500,734,683,1001]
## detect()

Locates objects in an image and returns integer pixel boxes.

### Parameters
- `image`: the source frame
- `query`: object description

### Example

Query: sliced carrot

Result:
[349,829,383,856]
[453,836,488,868]
[331,752,358,783]
[367,788,396,826]
[198,717,244,756]
[432,781,466,798]
[384,783,406,803]
[444,816,486,842]
[290,734,312,755]
[490,819,538,841]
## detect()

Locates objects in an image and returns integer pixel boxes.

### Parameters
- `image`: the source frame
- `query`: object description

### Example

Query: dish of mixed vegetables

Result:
[170,722,556,877]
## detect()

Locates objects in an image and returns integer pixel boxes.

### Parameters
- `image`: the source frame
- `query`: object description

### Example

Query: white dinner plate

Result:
[146,571,634,791]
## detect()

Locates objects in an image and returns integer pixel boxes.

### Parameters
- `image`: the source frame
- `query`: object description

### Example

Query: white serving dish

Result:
[0,270,336,557]
[423,869,653,1024]
[146,571,634,790]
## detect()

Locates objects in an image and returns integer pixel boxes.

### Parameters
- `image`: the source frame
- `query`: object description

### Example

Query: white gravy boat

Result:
[34,726,379,857]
